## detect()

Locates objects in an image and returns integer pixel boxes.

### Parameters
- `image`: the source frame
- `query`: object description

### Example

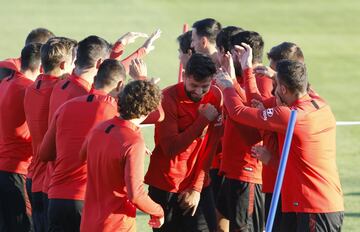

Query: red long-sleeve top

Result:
[80,117,164,232]
[222,71,344,213]
[41,73,92,193]
[24,74,60,192]
[0,72,33,175]
[145,82,223,193]
[39,89,117,200]
[219,72,272,184]
[110,41,146,73]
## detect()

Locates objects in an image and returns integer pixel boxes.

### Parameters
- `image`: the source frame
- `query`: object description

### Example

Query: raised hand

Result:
[117,32,148,46]
[254,65,276,79]
[214,71,233,91]
[233,42,253,70]
[143,29,162,54]
[129,58,147,80]
[219,51,236,79]
[198,103,219,122]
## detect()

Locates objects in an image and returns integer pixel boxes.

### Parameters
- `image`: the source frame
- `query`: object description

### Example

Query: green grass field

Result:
[1,0,359,230]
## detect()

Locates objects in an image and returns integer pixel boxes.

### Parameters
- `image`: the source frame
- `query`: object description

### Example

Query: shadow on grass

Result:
[344,192,360,196]
[345,212,360,218]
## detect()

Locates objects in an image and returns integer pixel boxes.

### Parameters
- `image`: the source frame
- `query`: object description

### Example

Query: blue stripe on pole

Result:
[265,109,297,232]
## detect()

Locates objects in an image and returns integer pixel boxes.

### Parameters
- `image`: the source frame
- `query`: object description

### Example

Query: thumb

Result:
[191,202,199,216]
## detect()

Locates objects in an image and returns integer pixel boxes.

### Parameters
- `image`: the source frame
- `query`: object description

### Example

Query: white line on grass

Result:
[140,121,360,128]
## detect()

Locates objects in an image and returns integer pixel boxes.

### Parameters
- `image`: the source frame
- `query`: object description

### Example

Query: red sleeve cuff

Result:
[110,41,125,60]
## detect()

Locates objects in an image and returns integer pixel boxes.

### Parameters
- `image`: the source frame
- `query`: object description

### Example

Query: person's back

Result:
[81,118,143,231]
[215,57,344,231]
[39,59,128,232]
[0,73,34,173]
[81,80,164,232]
[48,93,117,200]
[43,35,111,196]
[281,95,343,213]
[0,43,42,175]
[48,74,91,121]
[0,43,42,231]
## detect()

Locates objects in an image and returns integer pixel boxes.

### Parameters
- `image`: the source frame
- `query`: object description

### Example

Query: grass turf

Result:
[1,0,359,230]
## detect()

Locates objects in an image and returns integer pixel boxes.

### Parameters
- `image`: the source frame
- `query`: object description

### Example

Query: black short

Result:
[32,192,48,232]
[280,211,344,232]
[26,178,33,207]
[264,193,282,232]
[217,177,264,232]
[48,198,83,232]
[0,171,32,232]
[148,185,217,232]
[209,169,225,202]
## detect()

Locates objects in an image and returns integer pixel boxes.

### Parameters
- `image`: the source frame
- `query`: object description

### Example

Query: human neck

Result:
[46,68,62,77]
[73,66,97,84]
[21,69,38,81]
[286,91,308,106]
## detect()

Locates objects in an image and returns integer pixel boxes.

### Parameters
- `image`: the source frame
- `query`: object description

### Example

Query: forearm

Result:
[141,104,164,124]
[121,47,146,73]
[159,115,209,157]
[191,123,223,191]
[130,187,164,217]
[243,68,262,102]
[110,41,125,60]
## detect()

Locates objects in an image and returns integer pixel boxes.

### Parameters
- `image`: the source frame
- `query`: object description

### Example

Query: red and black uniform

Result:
[145,82,223,232]
[24,74,61,231]
[216,73,272,232]
[0,72,34,231]
[39,89,118,231]
[222,68,344,231]
[80,117,164,232]
[42,73,92,196]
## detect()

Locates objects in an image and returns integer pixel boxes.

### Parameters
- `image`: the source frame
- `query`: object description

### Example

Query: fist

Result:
[198,103,219,122]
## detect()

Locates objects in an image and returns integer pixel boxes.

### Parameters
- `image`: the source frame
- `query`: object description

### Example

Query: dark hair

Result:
[25,28,55,45]
[94,59,126,89]
[41,37,77,73]
[276,60,307,94]
[177,31,195,54]
[192,18,222,43]
[268,42,304,63]
[216,26,244,52]
[185,53,216,82]
[75,35,111,69]
[21,43,42,72]
[231,31,264,64]
[118,80,161,120]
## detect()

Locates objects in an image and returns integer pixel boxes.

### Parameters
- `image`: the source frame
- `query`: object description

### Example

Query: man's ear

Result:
[201,36,208,49]
[186,49,193,57]
[95,58,103,69]
[59,61,65,70]
[116,79,124,91]
[280,84,287,95]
